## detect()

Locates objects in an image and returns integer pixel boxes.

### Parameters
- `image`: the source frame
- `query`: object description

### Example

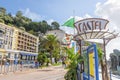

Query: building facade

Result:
[0,23,39,62]
[0,23,14,50]
[46,30,66,43]
[12,27,39,53]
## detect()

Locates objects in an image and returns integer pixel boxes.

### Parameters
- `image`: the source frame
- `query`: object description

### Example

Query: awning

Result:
[29,54,38,56]
[20,52,27,56]
[20,52,38,56]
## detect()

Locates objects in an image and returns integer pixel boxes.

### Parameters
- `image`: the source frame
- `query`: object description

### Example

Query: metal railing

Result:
[0,61,38,75]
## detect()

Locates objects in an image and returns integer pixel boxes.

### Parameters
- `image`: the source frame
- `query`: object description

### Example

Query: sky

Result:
[0,0,105,24]
[0,0,120,59]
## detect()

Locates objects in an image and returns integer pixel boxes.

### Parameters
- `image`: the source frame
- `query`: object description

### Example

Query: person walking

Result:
[5,61,9,74]
[35,61,37,69]
[20,61,23,71]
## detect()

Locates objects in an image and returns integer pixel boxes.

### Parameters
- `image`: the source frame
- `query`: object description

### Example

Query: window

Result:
[14,54,17,58]
[8,53,11,58]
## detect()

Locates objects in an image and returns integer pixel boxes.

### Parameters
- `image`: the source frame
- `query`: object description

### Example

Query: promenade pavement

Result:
[0,65,67,80]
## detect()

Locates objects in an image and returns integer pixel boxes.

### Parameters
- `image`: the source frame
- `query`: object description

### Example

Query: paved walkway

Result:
[0,65,67,80]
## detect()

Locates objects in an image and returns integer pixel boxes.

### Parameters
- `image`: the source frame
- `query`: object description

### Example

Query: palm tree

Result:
[64,47,84,80]
[42,34,60,64]
[53,47,60,63]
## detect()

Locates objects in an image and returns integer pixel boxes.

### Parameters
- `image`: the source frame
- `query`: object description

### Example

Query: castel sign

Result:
[74,18,118,80]
[74,18,109,34]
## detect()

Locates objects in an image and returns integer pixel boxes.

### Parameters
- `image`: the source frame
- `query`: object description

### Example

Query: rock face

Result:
[110,49,120,71]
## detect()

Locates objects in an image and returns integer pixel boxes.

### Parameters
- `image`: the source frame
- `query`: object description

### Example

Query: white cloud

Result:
[47,19,54,25]
[22,8,56,25]
[84,14,92,18]
[95,0,120,59]
[95,0,120,32]
[22,8,43,21]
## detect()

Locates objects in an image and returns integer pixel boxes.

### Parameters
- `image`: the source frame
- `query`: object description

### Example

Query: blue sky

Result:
[0,0,105,24]
[1,0,120,59]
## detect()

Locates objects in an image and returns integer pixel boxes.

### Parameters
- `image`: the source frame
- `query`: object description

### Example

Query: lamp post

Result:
[3,57,6,74]
[109,58,112,80]
[0,55,2,74]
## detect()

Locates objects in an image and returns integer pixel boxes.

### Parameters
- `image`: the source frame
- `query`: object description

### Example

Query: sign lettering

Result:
[74,18,109,34]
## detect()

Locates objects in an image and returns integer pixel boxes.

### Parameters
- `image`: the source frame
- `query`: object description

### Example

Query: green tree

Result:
[14,11,32,28]
[64,47,84,80]
[37,52,47,66]
[51,21,60,29]
[14,11,24,27]
[0,7,13,24]
[41,34,60,64]
[16,11,22,17]
[4,14,13,24]
[40,20,50,34]
[28,30,36,35]
[7,13,14,24]
[38,35,47,52]
[0,7,6,15]
[0,18,4,23]
[52,44,61,63]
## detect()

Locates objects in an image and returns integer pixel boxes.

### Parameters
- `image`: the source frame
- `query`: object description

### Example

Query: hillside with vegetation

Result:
[0,7,60,36]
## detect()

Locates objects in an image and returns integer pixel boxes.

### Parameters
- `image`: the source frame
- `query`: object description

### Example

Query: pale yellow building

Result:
[0,23,39,60]
[0,23,38,73]
[12,27,39,53]
[0,23,14,50]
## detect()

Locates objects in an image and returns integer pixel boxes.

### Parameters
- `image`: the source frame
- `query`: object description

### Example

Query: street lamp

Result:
[0,55,6,74]
[0,55,2,74]
[3,56,6,74]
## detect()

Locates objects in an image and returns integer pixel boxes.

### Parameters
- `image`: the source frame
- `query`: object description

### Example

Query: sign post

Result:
[74,18,119,80]
[83,44,99,80]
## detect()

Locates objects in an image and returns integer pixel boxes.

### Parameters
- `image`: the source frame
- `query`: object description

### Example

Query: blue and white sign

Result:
[83,44,99,80]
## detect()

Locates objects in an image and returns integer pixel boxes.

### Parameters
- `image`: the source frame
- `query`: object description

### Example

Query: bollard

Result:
[110,70,112,80]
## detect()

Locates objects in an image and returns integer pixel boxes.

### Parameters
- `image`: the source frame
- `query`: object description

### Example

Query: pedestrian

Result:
[5,61,9,74]
[37,62,39,69]
[39,62,42,69]
[20,61,23,71]
[35,61,37,69]
[62,60,66,68]
[62,60,64,67]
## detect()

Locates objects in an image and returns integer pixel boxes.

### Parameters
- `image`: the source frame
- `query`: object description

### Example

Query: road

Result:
[0,65,67,80]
